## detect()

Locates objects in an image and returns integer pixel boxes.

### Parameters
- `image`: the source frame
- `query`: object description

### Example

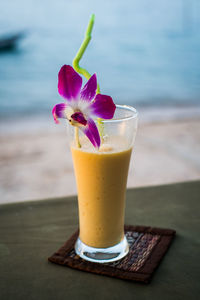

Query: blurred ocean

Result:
[0,0,200,121]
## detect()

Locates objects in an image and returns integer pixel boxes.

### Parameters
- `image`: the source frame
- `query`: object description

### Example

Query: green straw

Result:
[73,14,104,145]
[73,14,100,94]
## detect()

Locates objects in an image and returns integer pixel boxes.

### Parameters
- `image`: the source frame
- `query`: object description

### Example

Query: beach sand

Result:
[0,115,200,204]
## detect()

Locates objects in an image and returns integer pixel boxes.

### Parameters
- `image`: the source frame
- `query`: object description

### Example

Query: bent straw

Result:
[73,14,104,144]
[73,14,100,94]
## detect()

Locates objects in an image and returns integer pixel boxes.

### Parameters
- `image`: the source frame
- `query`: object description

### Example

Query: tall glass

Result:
[68,105,138,263]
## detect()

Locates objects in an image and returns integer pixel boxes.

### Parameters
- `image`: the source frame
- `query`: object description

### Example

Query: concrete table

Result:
[0,181,199,300]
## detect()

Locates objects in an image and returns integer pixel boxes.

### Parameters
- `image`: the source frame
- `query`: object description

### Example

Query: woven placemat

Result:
[48,225,176,283]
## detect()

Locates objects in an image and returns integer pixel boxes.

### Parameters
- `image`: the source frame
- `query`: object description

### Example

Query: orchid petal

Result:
[52,103,68,123]
[90,94,116,119]
[80,73,97,102]
[58,65,82,101]
[71,112,87,126]
[81,118,100,148]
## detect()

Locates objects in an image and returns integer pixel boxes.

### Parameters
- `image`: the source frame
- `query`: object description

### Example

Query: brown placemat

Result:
[48,225,176,283]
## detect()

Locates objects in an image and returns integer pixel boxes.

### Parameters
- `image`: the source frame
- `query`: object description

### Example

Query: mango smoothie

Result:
[71,136,132,248]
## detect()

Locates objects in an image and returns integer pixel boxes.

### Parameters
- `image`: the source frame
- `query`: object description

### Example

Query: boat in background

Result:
[0,32,25,52]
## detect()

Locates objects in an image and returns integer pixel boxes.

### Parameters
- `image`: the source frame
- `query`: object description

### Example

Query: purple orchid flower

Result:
[52,65,116,148]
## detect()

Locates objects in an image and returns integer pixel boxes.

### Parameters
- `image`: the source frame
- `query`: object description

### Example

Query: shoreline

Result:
[1,103,200,135]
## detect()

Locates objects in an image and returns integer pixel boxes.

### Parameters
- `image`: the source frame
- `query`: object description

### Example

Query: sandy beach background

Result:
[1,106,200,204]
[1,1,200,203]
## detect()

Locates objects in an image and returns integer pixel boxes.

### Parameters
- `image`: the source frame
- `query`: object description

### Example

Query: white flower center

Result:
[67,98,91,120]
[65,106,74,120]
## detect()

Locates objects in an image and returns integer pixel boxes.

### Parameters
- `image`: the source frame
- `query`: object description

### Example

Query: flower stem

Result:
[75,127,81,148]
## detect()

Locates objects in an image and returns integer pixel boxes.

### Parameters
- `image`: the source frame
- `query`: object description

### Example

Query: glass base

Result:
[75,236,129,263]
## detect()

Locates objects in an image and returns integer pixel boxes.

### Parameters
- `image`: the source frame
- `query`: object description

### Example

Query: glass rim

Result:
[101,105,138,124]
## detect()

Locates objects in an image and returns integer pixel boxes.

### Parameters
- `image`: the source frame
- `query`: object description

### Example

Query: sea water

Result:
[0,0,200,122]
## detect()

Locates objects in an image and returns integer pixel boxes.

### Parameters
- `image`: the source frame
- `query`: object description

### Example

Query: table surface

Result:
[0,181,200,300]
